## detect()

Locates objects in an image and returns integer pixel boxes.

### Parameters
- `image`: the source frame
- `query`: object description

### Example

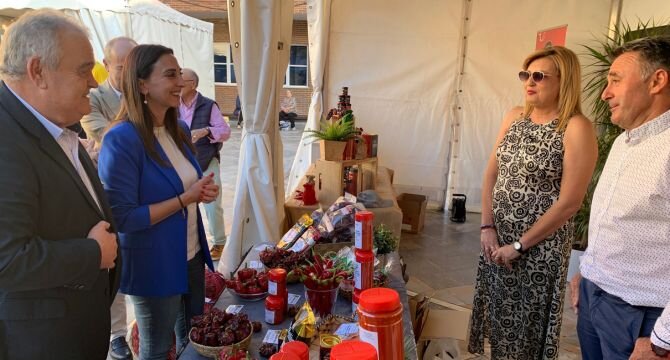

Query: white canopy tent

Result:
[218,0,293,276]
[0,0,215,99]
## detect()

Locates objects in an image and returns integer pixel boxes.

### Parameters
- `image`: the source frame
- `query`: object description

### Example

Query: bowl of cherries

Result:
[189,309,262,358]
[226,268,269,301]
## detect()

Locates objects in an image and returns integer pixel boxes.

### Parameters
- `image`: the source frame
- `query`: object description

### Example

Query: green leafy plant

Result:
[374,224,398,255]
[574,20,670,249]
[304,111,360,142]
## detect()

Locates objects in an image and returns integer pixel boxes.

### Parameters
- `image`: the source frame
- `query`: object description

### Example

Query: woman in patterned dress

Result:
[468,46,598,359]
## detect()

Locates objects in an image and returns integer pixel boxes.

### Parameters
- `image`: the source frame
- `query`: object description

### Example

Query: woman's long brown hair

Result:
[113,44,194,166]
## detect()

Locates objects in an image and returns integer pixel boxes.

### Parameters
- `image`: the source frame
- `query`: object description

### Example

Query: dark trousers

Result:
[236,112,243,126]
[577,277,663,360]
[279,111,296,128]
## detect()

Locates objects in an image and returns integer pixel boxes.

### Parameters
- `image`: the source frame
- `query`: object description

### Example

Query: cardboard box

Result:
[409,293,472,360]
[397,193,427,234]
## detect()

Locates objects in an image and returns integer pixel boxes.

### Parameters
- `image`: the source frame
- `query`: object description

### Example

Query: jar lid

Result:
[269,268,287,280]
[355,210,373,221]
[265,294,285,308]
[359,288,400,313]
[269,352,300,360]
[281,341,309,360]
[330,340,377,360]
[354,249,374,262]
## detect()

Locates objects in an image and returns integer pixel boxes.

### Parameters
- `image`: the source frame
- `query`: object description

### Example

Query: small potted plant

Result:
[305,112,360,161]
[374,224,398,267]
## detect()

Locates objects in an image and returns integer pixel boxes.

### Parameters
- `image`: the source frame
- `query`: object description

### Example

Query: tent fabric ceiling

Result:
[0,0,215,100]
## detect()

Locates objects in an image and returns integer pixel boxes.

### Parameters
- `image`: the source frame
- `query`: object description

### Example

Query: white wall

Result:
[620,0,670,25]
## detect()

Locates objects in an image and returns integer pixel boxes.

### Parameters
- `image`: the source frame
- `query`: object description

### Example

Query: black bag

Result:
[450,194,467,223]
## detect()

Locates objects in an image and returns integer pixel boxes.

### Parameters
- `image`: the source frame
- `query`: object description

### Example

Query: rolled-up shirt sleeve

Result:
[207,104,231,143]
[652,301,670,350]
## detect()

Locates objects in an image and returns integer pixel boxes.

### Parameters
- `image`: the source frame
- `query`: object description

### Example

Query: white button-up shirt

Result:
[580,109,670,350]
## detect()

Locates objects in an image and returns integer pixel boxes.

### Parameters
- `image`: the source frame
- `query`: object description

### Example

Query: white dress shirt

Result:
[580,109,670,349]
[6,85,101,211]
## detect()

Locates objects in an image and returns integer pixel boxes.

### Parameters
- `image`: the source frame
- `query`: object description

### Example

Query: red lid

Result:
[355,210,374,221]
[281,341,309,360]
[352,288,361,304]
[269,352,300,360]
[354,249,374,263]
[359,288,400,313]
[265,294,285,309]
[330,340,377,360]
[269,268,287,282]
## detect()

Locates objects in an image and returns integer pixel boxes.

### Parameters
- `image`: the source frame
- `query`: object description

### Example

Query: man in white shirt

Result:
[81,36,137,360]
[570,36,670,359]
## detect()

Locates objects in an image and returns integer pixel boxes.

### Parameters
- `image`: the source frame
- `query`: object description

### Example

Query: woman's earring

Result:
[143,94,148,104]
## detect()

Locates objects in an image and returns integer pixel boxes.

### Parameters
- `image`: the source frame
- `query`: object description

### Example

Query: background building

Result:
[160,0,311,118]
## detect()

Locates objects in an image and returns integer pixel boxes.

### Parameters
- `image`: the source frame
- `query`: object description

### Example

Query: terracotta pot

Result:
[319,140,347,161]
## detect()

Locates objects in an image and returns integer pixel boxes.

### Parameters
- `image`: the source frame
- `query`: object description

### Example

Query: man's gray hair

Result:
[183,68,199,87]
[0,9,88,81]
[103,36,138,61]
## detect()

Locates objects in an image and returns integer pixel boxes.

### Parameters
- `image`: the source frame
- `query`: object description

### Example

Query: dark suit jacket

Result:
[0,82,120,360]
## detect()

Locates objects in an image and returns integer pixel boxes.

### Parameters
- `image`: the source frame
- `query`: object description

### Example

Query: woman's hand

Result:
[182,173,214,204]
[491,244,521,269]
[480,228,500,262]
[199,183,219,203]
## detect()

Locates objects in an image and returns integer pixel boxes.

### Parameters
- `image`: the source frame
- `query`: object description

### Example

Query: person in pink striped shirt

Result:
[179,68,231,260]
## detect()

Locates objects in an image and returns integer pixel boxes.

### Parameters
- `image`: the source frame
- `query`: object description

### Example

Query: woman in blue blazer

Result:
[98,45,217,360]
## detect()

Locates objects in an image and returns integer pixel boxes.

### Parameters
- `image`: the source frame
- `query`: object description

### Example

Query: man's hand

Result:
[630,338,666,360]
[191,128,210,143]
[88,221,117,269]
[569,272,582,314]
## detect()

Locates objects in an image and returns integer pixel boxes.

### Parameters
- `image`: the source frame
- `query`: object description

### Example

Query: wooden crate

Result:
[314,157,378,207]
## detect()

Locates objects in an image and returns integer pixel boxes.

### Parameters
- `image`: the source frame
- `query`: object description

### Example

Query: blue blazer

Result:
[98,121,214,297]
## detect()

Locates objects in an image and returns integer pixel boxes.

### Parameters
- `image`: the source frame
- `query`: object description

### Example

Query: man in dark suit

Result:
[0,9,119,360]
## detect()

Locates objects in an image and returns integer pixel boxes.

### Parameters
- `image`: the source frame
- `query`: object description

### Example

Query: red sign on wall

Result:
[536,25,568,49]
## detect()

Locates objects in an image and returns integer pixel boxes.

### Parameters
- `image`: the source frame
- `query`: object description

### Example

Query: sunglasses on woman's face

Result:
[518,70,554,82]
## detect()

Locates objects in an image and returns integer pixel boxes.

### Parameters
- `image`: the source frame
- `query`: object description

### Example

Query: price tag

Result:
[334,323,359,337]
[263,329,281,344]
[287,293,301,305]
[248,260,264,270]
[225,304,244,314]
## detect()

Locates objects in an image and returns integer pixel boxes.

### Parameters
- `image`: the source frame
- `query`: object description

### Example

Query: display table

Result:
[284,165,403,238]
[180,245,418,359]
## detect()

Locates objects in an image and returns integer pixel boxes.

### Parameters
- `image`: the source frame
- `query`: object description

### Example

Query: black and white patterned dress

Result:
[468,117,573,360]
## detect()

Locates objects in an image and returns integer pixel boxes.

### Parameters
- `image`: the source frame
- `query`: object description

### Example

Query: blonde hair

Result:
[522,46,583,131]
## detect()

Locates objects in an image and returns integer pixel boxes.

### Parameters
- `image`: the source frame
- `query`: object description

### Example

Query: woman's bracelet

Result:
[480,223,496,231]
[176,194,186,219]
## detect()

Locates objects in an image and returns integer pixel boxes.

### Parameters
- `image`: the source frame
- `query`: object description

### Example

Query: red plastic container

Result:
[265,295,285,325]
[357,288,404,360]
[269,352,300,360]
[354,211,374,251]
[354,249,374,291]
[352,288,361,314]
[269,268,288,307]
[281,341,309,360]
[330,340,378,360]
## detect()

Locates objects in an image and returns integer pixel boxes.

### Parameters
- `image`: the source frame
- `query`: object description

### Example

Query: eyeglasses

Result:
[518,70,554,82]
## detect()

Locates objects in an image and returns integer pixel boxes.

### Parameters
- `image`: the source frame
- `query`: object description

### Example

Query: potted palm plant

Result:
[573,21,670,251]
[305,111,360,161]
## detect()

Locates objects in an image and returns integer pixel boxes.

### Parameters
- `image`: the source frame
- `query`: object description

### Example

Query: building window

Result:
[285,45,308,87]
[214,42,236,84]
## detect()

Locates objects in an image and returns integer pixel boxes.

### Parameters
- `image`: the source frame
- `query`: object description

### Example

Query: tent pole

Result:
[607,0,622,40]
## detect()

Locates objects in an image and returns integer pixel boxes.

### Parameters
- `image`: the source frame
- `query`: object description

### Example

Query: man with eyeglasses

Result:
[179,68,231,261]
[570,36,670,359]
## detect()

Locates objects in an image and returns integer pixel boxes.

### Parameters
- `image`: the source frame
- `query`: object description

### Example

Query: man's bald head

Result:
[180,68,199,100]
[103,36,137,90]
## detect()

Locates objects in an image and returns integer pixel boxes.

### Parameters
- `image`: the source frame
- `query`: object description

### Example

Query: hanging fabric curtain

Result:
[218,0,293,276]
[285,0,332,196]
